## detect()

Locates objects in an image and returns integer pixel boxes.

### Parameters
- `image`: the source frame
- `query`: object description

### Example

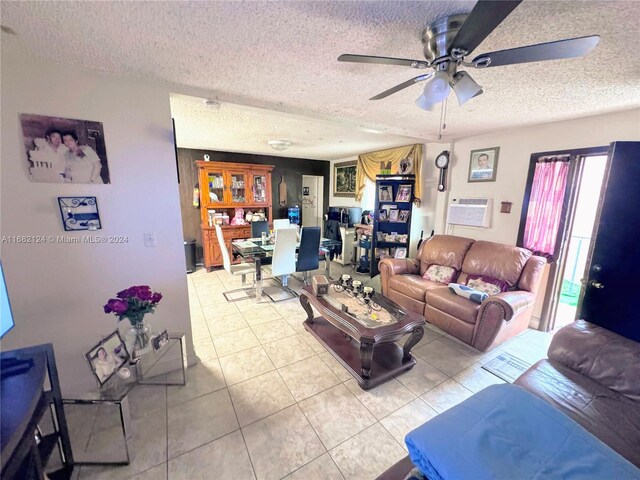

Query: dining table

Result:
[231,236,342,287]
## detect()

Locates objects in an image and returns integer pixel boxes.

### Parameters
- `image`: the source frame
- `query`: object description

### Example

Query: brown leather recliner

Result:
[379,235,546,351]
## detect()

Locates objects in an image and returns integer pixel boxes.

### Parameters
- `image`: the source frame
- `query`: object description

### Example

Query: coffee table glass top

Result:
[323,287,402,329]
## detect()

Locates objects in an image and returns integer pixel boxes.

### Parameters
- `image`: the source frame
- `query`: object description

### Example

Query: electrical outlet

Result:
[144,232,157,247]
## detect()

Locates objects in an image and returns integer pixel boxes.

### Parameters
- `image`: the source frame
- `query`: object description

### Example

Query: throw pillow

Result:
[467,278,502,296]
[423,264,457,284]
[466,274,510,294]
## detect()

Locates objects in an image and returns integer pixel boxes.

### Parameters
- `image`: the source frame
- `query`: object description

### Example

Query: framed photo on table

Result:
[394,247,407,259]
[389,209,399,222]
[398,210,410,223]
[378,209,388,222]
[85,331,129,386]
[468,147,499,182]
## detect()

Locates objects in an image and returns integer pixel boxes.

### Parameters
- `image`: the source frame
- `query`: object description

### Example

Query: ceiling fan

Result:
[338,0,599,111]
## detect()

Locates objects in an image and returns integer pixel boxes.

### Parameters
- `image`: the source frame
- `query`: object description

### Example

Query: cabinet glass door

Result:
[207,172,225,205]
[252,173,268,204]
[228,172,246,203]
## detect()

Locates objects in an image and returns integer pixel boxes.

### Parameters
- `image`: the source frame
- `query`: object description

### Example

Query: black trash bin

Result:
[184,239,196,274]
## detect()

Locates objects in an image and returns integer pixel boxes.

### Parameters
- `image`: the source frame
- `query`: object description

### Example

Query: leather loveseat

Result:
[379,235,545,351]
[377,320,640,479]
[515,320,640,467]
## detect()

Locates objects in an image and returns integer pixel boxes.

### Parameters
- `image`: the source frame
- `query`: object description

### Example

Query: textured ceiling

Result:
[2,1,639,158]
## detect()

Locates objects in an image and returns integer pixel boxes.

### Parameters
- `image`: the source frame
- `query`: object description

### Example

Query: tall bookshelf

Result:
[371,175,415,277]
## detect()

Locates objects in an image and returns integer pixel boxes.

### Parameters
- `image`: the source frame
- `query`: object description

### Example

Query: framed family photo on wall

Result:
[333,160,357,197]
[19,113,110,184]
[468,147,499,182]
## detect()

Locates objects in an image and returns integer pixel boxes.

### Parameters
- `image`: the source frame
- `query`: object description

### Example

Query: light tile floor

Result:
[74,263,553,480]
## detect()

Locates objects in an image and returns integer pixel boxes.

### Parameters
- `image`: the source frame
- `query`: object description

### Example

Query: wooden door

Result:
[577,141,640,341]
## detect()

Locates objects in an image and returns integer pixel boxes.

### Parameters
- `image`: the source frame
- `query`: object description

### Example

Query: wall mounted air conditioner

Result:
[447,198,492,228]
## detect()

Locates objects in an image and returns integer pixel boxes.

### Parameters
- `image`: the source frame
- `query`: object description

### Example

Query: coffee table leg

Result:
[300,294,314,324]
[402,326,424,361]
[360,341,374,378]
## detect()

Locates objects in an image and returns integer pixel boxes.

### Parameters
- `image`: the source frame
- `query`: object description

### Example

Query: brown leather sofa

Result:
[515,320,640,467]
[379,235,545,352]
[377,320,640,479]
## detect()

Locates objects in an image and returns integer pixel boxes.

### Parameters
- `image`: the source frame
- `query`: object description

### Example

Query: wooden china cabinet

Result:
[197,161,274,270]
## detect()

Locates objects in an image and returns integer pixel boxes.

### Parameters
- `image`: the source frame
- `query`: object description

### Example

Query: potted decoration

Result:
[104,285,162,354]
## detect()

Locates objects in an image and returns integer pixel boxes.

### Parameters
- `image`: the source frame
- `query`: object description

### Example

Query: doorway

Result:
[301,175,324,228]
[554,155,607,329]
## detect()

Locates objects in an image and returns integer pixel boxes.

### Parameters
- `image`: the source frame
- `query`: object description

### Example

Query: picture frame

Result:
[398,210,410,223]
[378,209,388,222]
[378,185,393,202]
[85,330,129,386]
[377,232,386,241]
[394,247,407,259]
[58,196,101,231]
[398,157,414,175]
[333,160,357,198]
[152,330,170,351]
[389,209,399,222]
[468,147,499,182]
[19,113,110,184]
[395,184,412,202]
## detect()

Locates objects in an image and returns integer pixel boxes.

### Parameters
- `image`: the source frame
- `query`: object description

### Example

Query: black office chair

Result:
[294,226,321,285]
[251,220,269,238]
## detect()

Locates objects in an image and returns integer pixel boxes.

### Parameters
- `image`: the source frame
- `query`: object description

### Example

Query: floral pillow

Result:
[466,275,509,296]
[423,264,457,284]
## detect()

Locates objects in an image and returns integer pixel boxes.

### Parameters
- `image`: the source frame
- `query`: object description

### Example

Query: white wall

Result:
[0,49,194,394]
[436,109,640,243]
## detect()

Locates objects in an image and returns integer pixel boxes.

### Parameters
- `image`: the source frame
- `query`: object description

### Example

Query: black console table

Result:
[1,344,74,479]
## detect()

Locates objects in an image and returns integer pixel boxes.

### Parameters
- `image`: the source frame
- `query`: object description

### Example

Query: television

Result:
[1,261,15,339]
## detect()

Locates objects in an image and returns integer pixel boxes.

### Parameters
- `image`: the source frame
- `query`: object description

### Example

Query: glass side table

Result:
[62,376,134,465]
[135,331,187,385]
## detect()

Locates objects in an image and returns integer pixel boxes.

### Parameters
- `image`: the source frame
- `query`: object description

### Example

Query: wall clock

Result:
[435,151,450,192]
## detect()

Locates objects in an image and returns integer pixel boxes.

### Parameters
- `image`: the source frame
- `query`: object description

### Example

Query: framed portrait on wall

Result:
[19,113,110,184]
[468,147,499,182]
[333,160,357,197]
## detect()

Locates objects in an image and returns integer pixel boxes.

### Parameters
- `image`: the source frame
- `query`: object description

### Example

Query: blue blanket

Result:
[405,384,639,480]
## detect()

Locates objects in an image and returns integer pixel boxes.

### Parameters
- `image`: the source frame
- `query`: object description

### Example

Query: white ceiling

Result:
[2,1,639,160]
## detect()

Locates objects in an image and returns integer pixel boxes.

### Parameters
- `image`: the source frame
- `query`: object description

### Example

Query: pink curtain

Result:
[523,158,571,256]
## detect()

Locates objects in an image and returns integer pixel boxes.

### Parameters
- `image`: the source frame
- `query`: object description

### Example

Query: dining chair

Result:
[293,226,321,285]
[273,218,291,230]
[263,227,297,302]
[215,225,256,300]
[251,220,269,238]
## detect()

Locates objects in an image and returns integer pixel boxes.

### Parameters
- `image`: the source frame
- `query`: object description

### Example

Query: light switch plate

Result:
[144,232,157,247]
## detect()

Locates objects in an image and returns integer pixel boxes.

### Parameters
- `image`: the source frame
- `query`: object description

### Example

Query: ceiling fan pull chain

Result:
[438,98,448,140]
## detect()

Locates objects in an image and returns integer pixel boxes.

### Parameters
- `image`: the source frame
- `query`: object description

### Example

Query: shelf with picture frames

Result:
[371,174,415,277]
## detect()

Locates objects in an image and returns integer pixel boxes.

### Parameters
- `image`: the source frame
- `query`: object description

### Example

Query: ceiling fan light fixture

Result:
[451,71,483,106]
[415,94,435,112]
[422,70,451,104]
[268,140,292,151]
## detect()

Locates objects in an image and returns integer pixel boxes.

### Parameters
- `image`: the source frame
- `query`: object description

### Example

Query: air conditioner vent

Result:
[447,197,492,228]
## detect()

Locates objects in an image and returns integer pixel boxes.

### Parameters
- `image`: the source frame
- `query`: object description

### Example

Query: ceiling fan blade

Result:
[472,35,600,68]
[338,54,429,68]
[451,0,522,55]
[369,73,434,100]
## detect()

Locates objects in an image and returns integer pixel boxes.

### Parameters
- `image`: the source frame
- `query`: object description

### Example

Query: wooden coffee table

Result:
[300,285,426,390]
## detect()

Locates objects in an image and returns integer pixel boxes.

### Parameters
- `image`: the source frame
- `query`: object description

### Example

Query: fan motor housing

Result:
[421,13,468,63]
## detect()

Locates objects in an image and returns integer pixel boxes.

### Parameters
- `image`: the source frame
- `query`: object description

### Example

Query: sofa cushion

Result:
[425,288,480,324]
[422,265,457,283]
[419,235,475,276]
[461,240,532,287]
[389,275,444,301]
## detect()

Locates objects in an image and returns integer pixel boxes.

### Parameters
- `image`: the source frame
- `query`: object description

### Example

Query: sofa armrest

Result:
[472,290,536,351]
[483,291,536,321]
[379,258,419,296]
